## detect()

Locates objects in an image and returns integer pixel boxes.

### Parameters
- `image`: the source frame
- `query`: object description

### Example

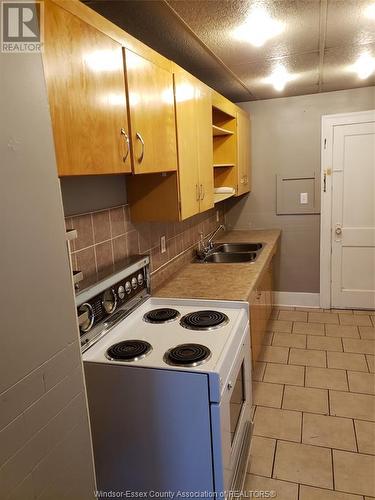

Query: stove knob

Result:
[137,273,144,286]
[102,287,117,315]
[78,303,94,333]
[125,281,131,294]
[131,277,138,290]
[118,285,125,300]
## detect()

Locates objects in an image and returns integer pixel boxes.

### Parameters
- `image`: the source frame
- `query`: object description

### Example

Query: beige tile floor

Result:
[244,307,375,500]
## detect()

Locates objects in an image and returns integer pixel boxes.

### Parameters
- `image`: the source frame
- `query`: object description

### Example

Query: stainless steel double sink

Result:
[197,242,263,264]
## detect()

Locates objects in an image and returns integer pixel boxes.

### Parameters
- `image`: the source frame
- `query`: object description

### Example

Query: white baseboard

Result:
[273,291,320,308]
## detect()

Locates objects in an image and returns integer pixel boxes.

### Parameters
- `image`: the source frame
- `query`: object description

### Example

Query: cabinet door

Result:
[262,263,273,324]
[125,50,177,174]
[250,290,263,366]
[196,83,214,213]
[174,69,200,219]
[43,1,131,176]
[250,263,274,365]
[236,110,251,196]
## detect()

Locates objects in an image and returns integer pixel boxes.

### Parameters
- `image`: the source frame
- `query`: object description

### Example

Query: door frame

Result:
[320,110,375,309]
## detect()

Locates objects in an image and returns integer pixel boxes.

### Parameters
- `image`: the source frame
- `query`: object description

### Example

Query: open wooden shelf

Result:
[212,125,234,137]
[214,192,235,204]
[213,163,235,168]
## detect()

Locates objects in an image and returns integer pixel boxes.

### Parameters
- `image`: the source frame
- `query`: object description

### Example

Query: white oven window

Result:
[229,361,245,444]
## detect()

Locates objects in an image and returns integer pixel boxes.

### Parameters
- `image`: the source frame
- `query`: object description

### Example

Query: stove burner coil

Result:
[164,343,211,367]
[106,340,152,362]
[180,310,229,330]
[143,308,180,324]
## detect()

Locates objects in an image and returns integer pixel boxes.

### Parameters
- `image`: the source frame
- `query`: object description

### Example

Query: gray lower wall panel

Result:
[0,26,95,498]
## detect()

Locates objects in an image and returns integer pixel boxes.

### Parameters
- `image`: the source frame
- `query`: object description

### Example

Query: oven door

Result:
[210,324,252,494]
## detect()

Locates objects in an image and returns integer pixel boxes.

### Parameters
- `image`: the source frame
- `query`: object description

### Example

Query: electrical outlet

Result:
[216,210,220,222]
[160,235,166,254]
[300,192,308,204]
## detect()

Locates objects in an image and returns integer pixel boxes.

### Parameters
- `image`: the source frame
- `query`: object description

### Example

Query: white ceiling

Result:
[85,0,375,101]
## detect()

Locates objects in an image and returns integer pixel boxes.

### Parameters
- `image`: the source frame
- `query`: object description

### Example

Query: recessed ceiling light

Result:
[265,64,295,91]
[232,6,283,47]
[351,53,375,79]
[364,3,375,19]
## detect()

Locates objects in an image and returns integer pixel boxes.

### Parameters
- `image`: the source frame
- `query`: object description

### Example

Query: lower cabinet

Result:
[249,261,273,366]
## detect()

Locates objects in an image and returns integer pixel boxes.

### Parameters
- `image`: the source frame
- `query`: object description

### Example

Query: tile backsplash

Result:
[65,204,226,292]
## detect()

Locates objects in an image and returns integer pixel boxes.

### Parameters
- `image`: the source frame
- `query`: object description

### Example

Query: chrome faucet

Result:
[198,224,225,257]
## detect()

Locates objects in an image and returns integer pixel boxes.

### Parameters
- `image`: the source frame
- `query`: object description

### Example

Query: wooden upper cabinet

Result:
[236,109,251,196]
[174,66,213,219]
[174,68,200,219]
[196,83,214,213]
[43,1,131,176]
[125,49,177,174]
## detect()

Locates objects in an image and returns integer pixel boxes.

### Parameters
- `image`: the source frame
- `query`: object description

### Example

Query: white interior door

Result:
[331,121,375,309]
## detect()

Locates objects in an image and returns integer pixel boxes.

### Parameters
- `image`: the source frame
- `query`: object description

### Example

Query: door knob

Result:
[335,226,342,235]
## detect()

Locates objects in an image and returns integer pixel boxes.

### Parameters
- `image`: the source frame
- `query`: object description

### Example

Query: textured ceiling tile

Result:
[168,0,320,66]
[231,52,320,99]
[84,0,375,101]
[321,80,375,93]
[326,0,375,48]
[252,84,320,100]
[84,0,252,101]
[323,43,375,90]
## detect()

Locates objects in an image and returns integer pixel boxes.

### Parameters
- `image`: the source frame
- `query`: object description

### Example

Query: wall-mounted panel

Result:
[276,173,319,215]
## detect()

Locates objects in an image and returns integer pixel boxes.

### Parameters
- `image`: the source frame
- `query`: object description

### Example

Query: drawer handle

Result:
[196,184,200,201]
[121,128,130,162]
[200,184,205,200]
[136,132,145,163]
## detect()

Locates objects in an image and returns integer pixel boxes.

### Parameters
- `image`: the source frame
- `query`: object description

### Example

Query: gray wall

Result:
[226,86,375,293]
[61,175,127,216]
[0,38,95,498]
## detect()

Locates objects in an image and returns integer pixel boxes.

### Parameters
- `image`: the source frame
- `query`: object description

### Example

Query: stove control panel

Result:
[76,258,149,350]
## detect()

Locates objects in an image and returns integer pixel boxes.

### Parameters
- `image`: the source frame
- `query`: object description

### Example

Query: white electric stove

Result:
[77,256,252,498]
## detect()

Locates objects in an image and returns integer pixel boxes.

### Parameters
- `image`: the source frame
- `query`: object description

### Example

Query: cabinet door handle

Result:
[136,132,145,163]
[121,128,130,162]
[200,184,205,200]
[196,184,200,201]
